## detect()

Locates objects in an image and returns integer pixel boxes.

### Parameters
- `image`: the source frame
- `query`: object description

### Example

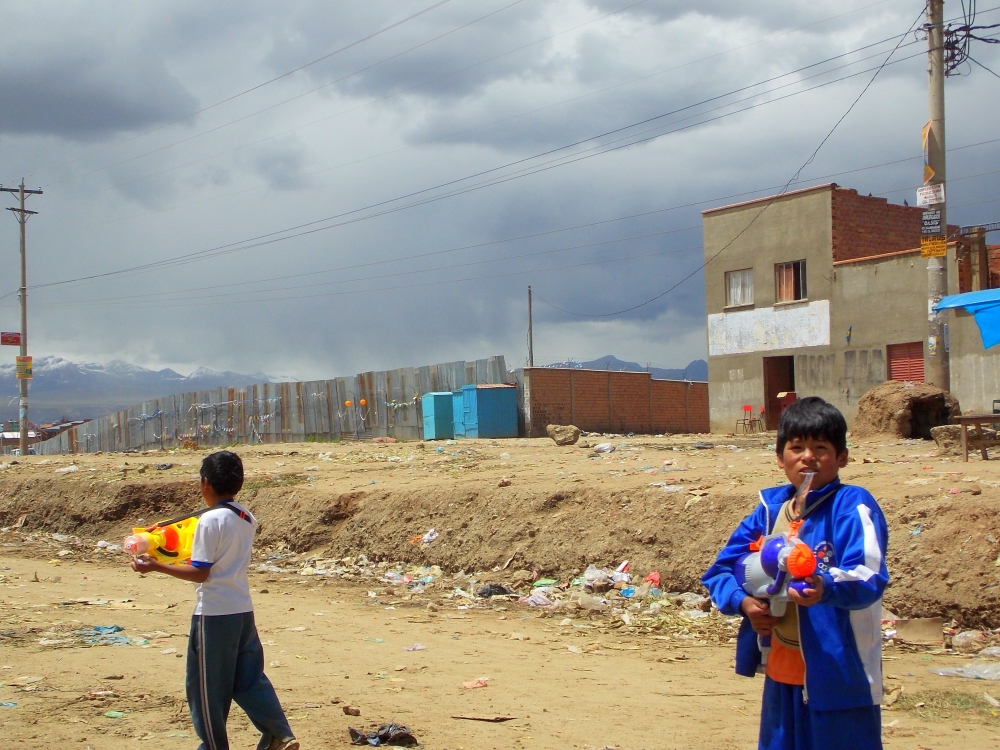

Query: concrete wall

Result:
[947,247,1000,414]
[704,186,834,431]
[522,368,708,437]
[704,184,935,432]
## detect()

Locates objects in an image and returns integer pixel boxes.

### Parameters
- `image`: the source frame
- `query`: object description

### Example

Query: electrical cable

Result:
[25,0,457,178]
[969,54,1000,76]
[31,45,927,291]
[532,7,926,318]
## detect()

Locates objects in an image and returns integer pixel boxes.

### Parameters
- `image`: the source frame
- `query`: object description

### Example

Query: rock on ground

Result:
[546,424,581,445]
[931,424,1000,454]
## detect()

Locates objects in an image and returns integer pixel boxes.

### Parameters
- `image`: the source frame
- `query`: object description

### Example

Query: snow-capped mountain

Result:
[0,356,272,423]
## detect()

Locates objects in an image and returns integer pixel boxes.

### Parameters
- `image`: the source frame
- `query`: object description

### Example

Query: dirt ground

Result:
[2,556,999,750]
[2,432,1000,747]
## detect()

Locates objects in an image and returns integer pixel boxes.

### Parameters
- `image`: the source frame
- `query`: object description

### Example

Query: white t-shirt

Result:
[190,501,257,616]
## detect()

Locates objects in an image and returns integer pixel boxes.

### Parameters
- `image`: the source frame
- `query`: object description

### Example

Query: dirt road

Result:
[1,555,998,749]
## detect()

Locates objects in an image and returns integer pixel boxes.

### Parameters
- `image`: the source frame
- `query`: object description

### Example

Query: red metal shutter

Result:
[887,342,925,383]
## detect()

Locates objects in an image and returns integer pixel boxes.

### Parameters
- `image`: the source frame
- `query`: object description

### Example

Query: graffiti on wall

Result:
[708,300,831,356]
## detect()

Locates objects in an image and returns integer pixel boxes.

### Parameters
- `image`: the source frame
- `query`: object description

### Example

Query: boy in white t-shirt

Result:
[130,451,298,750]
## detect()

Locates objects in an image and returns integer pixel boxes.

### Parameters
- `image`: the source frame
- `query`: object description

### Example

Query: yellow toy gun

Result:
[123,515,199,565]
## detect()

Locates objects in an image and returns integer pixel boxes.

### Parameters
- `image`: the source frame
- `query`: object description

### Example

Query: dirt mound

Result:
[853,381,959,438]
[4,475,1000,627]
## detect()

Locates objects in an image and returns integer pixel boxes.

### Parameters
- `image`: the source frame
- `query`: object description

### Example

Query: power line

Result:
[970,54,1000,76]
[533,7,925,318]
[26,0,457,178]
[58,0,533,185]
[32,0,895,214]
[32,44,927,291]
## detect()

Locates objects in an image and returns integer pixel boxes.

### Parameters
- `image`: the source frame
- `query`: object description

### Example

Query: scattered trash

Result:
[363,637,385,643]
[404,644,427,652]
[644,572,661,588]
[952,630,987,654]
[155,463,173,470]
[477,584,516,598]
[498,477,512,487]
[980,646,1000,659]
[0,702,16,707]
[690,441,714,450]
[592,443,615,453]
[348,722,418,747]
[54,465,79,474]
[985,692,1000,708]
[451,715,515,723]
[104,710,126,719]
[462,678,490,689]
[521,592,551,607]
[421,529,439,545]
[929,662,1000,680]
[909,524,923,537]
[499,453,511,460]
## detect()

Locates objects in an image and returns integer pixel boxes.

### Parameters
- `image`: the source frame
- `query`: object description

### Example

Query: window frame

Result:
[724,267,755,309]
[774,260,807,303]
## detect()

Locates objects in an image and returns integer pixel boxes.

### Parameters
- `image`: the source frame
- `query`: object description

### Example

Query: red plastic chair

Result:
[736,404,754,434]
[752,405,766,432]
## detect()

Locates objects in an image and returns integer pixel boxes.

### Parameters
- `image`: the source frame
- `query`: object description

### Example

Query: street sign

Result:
[921,235,947,258]
[921,209,942,236]
[0,332,20,346]
[15,355,32,379]
[916,183,946,207]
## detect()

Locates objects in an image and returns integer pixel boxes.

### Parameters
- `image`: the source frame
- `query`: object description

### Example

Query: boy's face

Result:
[776,435,848,489]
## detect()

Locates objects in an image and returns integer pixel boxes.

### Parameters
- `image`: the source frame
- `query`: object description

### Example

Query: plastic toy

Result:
[123,516,199,566]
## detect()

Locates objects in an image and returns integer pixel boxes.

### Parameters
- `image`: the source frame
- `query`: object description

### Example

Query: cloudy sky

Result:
[1,0,998,381]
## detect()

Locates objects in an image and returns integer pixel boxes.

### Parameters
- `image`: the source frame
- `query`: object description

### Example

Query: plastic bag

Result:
[583,564,610,588]
[929,662,1000,680]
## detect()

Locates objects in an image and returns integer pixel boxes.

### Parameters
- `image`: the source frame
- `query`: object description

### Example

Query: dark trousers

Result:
[759,677,882,750]
[186,612,294,750]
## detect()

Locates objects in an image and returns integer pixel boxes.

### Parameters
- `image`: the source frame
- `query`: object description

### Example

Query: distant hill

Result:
[0,356,272,423]
[540,355,707,381]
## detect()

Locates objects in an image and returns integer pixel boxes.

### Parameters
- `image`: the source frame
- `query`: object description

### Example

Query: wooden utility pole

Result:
[527,286,534,367]
[924,0,949,390]
[2,180,42,456]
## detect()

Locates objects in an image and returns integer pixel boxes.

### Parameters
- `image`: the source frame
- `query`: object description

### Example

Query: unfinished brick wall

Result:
[523,368,708,437]
[831,188,928,263]
[990,245,1000,289]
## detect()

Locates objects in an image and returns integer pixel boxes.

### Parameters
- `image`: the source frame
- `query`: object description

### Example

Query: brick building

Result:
[704,183,995,433]
[521,367,708,437]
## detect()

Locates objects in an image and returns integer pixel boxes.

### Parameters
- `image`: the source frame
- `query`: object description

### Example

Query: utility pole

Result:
[2,180,42,457]
[527,285,534,368]
[924,0,949,390]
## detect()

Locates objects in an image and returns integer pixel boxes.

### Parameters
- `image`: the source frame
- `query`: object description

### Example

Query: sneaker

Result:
[267,739,299,750]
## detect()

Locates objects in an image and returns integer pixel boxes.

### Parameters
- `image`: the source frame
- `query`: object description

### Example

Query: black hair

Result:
[776,396,848,455]
[200,450,244,498]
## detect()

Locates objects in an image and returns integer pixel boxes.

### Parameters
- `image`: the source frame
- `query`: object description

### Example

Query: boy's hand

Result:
[130,555,158,574]
[788,575,824,607]
[740,596,778,636]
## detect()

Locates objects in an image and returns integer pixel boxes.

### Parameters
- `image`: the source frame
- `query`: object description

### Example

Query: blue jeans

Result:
[186,613,294,750]
[759,677,882,750]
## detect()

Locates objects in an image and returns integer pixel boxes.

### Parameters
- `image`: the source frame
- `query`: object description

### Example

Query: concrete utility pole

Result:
[527,285,534,367]
[925,0,949,390]
[2,179,42,457]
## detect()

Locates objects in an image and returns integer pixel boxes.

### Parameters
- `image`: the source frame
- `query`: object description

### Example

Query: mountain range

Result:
[540,355,707,381]
[0,356,272,424]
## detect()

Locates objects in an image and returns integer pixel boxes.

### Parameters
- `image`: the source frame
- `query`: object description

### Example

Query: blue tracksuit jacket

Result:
[702,478,889,711]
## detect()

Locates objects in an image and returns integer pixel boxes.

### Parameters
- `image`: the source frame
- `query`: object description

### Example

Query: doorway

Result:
[763,356,795,431]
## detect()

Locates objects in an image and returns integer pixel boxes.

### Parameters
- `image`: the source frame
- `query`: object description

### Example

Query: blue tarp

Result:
[935,289,1000,350]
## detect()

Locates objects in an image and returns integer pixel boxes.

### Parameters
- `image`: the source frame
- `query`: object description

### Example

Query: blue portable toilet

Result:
[454,384,517,439]
[452,390,466,438]
[421,392,454,440]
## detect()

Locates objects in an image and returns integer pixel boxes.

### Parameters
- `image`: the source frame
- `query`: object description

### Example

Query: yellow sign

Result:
[921,235,947,258]
[15,355,32,379]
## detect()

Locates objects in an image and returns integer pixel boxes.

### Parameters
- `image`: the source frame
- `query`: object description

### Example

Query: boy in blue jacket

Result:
[703,397,888,750]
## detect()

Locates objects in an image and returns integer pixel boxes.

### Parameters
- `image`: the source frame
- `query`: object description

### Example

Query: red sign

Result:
[0,332,20,346]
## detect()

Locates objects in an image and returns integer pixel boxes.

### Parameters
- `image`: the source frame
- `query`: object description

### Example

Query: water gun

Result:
[735,531,817,619]
[123,515,199,566]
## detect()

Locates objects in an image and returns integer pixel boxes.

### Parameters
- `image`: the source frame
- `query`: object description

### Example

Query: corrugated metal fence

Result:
[36,356,509,454]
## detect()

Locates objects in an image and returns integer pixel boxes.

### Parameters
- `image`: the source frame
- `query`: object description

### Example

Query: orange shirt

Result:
[765,639,806,685]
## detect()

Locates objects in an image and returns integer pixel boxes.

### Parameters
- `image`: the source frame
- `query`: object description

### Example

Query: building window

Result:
[725,268,754,307]
[775,260,807,302]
